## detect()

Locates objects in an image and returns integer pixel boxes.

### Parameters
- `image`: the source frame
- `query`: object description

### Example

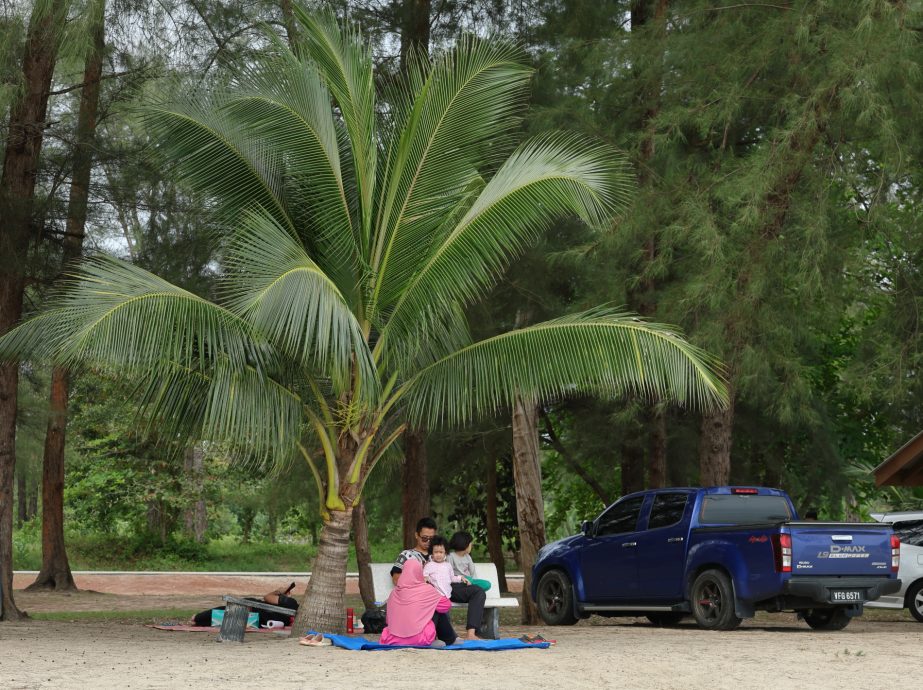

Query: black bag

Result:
[361,608,386,634]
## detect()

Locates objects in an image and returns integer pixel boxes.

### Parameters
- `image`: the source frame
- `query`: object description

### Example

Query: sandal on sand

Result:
[299,633,331,647]
[520,634,556,645]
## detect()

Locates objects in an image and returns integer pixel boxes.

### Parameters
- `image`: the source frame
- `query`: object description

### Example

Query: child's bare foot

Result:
[465,630,482,641]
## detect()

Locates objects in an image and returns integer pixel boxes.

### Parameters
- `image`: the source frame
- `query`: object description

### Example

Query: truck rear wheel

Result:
[691,569,742,631]
[536,570,578,626]
[803,608,851,631]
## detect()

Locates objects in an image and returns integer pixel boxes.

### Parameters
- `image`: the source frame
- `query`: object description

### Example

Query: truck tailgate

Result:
[790,523,893,577]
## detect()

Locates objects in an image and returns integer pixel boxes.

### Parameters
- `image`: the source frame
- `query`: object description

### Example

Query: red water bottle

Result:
[346,607,354,633]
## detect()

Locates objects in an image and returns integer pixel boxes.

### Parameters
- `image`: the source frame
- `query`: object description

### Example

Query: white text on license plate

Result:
[832,590,863,601]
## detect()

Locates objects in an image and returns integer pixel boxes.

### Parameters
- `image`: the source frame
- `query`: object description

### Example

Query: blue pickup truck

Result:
[532,486,901,630]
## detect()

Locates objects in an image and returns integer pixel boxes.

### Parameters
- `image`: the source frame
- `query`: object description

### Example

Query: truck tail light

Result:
[772,533,792,573]
[891,534,900,572]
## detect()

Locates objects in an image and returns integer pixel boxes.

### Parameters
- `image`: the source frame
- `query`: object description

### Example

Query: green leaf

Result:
[370,37,531,312]
[379,133,632,357]
[0,256,272,374]
[402,308,727,428]
[142,97,293,233]
[221,209,375,393]
[293,7,377,248]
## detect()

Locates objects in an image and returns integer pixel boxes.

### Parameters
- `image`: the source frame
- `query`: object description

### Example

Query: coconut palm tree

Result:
[0,8,726,634]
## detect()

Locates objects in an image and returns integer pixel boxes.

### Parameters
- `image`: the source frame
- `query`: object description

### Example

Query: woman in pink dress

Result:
[380,559,457,647]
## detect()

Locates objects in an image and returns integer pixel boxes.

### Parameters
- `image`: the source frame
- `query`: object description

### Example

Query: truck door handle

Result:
[622,542,637,548]
[667,537,684,543]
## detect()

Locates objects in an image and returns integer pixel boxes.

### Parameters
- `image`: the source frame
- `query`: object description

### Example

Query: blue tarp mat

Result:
[317,633,550,651]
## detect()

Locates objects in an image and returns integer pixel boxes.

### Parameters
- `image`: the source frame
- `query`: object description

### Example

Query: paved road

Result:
[12,570,524,596]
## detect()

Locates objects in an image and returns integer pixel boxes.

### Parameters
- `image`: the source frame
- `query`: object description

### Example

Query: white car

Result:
[866,510,923,621]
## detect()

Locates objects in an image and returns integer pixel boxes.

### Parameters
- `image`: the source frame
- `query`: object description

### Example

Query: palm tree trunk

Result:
[512,395,545,625]
[401,428,430,548]
[352,498,374,609]
[292,505,353,635]
[485,455,508,592]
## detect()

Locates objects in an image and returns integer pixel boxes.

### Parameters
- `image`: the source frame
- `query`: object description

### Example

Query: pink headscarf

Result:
[385,559,443,637]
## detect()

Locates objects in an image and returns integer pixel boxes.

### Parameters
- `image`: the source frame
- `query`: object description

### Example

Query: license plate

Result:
[831,590,863,602]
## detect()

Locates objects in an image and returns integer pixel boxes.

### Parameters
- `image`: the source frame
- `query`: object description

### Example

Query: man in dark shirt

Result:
[391,516,437,584]
[390,516,486,641]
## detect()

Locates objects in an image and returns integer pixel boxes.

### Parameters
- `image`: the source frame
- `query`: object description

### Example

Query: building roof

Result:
[873,430,923,487]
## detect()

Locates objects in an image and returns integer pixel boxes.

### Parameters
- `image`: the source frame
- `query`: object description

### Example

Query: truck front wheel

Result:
[536,570,579,626]
[803,608,851,631]
[691,569,742,631]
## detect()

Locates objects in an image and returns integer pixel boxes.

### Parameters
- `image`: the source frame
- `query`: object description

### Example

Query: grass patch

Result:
[31,608,197,623]
[14,531,432,572]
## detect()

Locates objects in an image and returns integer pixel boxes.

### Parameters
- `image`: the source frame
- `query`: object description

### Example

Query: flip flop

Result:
[298,633,331,647]
[520,634,556,645]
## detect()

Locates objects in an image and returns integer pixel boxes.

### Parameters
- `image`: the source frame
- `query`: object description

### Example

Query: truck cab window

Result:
[648,493,689,530]
[596,496,644,537]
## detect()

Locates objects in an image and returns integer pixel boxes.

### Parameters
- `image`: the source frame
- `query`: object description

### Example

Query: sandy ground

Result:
[1,589,919,690]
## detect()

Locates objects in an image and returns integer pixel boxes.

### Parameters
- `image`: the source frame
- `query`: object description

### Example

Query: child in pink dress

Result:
[423,536,469,597]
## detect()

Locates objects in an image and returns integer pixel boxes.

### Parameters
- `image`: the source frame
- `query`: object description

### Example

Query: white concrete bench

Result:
[370,562,519,639]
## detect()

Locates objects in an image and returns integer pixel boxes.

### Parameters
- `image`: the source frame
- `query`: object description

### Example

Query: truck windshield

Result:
[699,495,792,524]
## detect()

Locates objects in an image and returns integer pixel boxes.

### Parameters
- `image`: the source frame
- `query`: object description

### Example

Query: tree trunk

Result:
[540,407,610,505]
[280,0,298,50]
[0,0,68,621]
[400,428,430,549]
[26,368,76,591]
[620,442,645,495]
[512,396,545,625]
[648,408,667,488]
[292,505,354,635]
[484,455,508,592]
[183,445,206,543]
[699,393,736,486]
[27,483,38,521]
[351,498,375,609]
[16,471,26,527]
[399,0,431,70]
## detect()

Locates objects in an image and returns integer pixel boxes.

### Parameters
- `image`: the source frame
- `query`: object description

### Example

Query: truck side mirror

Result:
[581,520,593,537]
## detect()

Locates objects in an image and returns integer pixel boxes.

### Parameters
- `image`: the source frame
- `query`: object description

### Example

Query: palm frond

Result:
[369,37,531,312]
[0,256,272,373]
[293,7,377,246]
[379,134,633,355]
[137,357,305,470]
[221,209,375,394]
[143,97,293,233]
[223,54,362,293]
[401,308,727,428]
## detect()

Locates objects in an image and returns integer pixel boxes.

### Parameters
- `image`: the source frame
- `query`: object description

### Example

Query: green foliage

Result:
[1,6,725,541]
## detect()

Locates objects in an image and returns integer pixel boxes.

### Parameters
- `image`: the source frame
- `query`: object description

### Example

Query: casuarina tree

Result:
[0,7,726,633]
